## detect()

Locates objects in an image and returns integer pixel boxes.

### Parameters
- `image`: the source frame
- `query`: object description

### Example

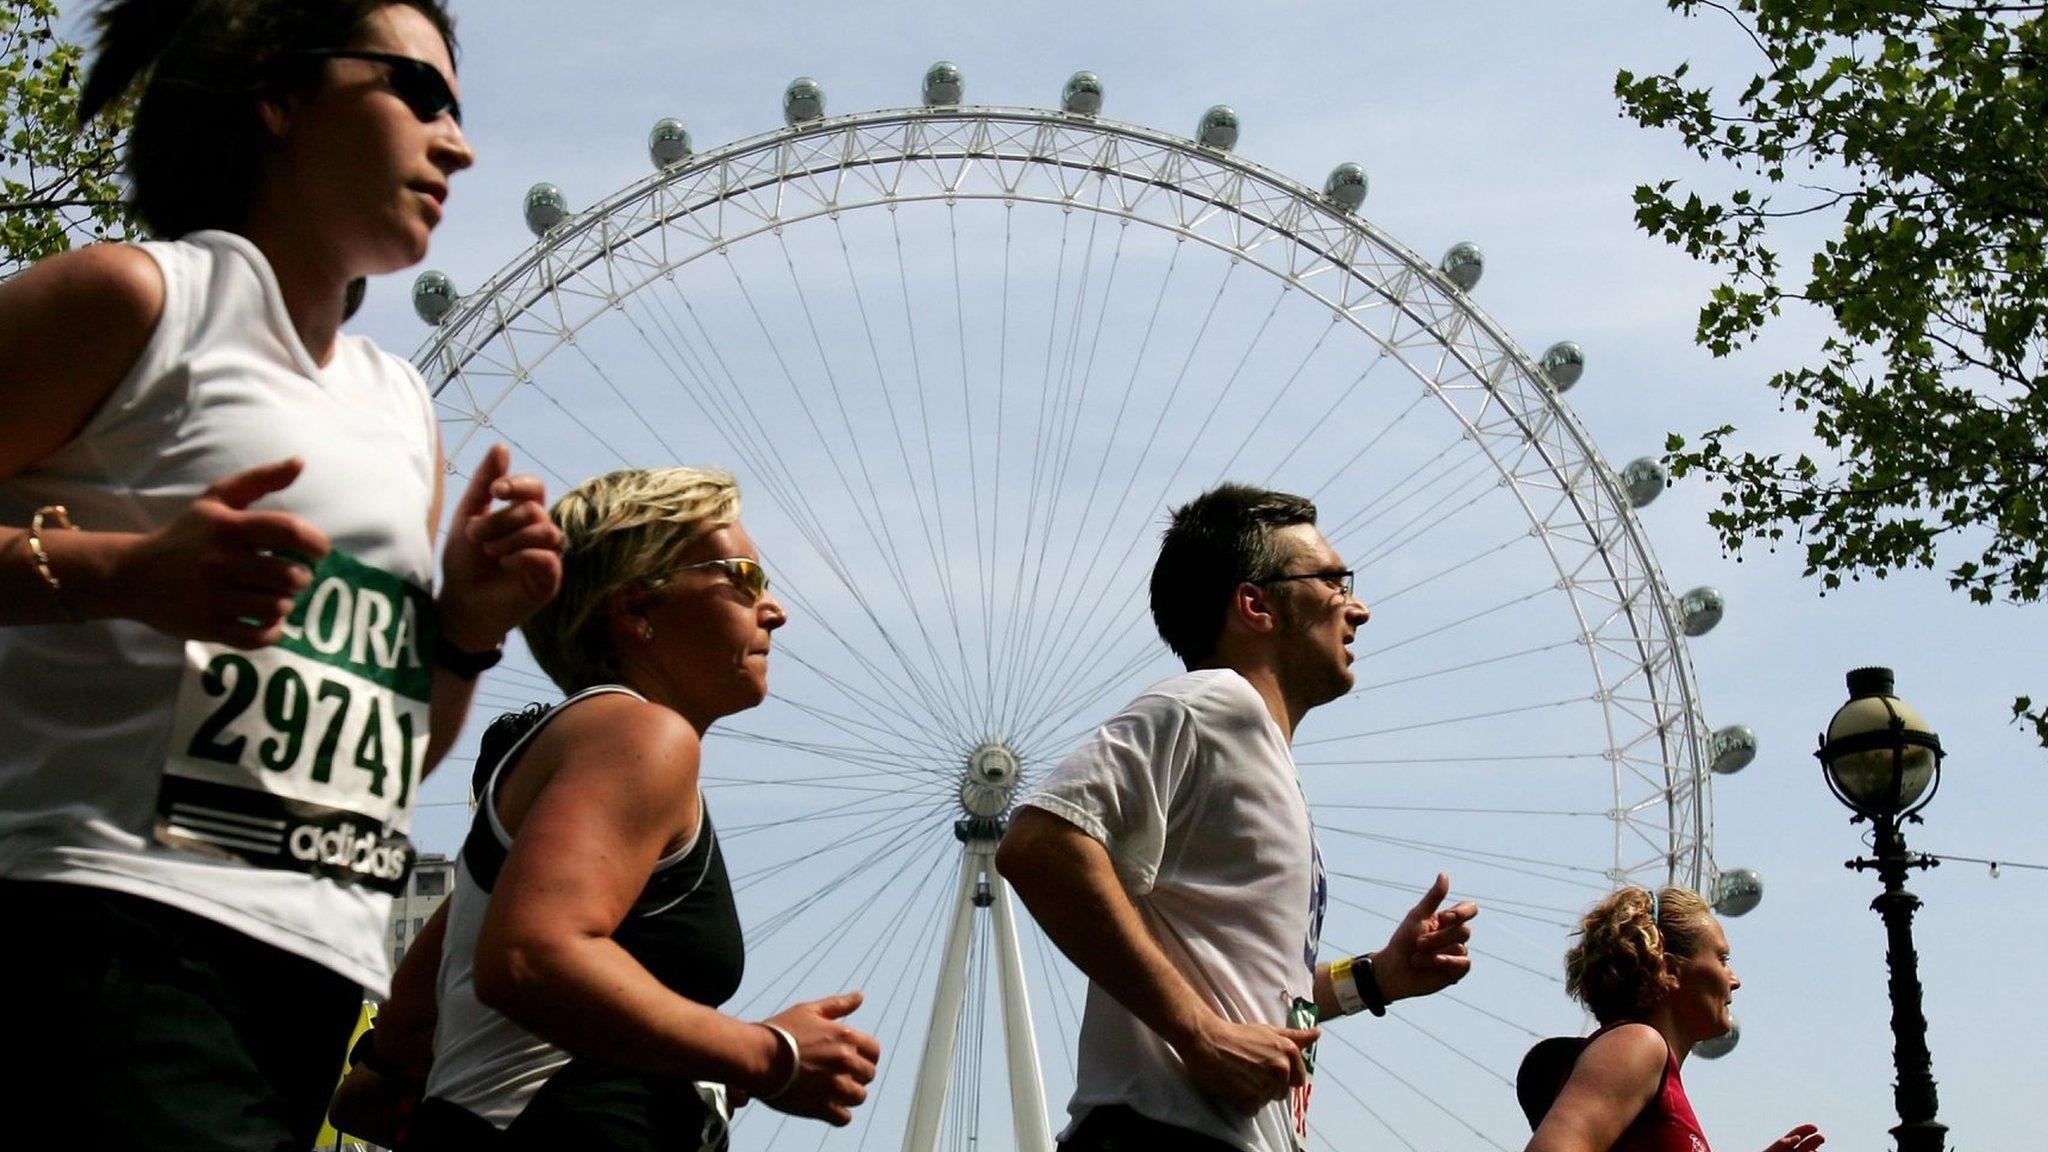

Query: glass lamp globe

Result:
[1819,667,1940,818]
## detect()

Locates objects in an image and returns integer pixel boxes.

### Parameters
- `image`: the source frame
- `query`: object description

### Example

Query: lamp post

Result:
[1815,667,1947,1152]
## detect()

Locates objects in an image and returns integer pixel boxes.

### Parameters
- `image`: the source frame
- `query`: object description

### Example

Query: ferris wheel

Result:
[410,64,1767,1152]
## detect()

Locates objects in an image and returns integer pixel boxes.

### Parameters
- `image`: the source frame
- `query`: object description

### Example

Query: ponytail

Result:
[1563,885,1713,1023]
[77,0,207,125]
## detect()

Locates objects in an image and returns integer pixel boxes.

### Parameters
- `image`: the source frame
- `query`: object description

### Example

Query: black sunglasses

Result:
[296,49,461,125]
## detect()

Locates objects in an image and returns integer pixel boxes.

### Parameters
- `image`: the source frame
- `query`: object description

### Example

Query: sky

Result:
[318,2,2045,1149]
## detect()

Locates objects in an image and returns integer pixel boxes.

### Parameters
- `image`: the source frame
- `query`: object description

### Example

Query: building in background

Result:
[387,852,455,971]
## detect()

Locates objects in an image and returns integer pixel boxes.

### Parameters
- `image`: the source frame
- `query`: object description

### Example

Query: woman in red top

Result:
[1524,886,1825,1152]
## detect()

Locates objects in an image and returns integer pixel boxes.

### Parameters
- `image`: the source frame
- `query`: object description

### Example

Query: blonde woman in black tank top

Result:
[334,468,881,1150]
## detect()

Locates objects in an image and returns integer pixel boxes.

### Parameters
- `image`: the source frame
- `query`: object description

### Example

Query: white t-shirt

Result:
[0,231,439,992]
[1020,668,1327,1152]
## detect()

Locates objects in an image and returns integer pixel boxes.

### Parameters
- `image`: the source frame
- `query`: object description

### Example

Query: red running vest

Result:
[1588,1022,1712,1152]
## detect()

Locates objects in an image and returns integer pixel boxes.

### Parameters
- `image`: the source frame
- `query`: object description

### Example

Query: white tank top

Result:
[0,231,439,992]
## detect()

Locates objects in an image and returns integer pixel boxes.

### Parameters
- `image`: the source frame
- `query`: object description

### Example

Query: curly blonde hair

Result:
[1563,886,1714,1024]
[522,466,740,692]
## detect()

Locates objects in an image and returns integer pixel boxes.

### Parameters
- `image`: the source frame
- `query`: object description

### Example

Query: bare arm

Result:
[0,243,161,486]
[1527,1025,1828,1152]
[473,699,878,1124]
[995,805,1318,1116]
[1,244,336,642]
[1525,1023,1665,1152]
[328,902,448,1144]
[422,442,562,775]
[377,898,450,1073]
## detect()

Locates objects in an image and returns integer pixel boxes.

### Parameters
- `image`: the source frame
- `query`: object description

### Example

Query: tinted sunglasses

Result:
[296,49,461,125]
[659,558,771,602]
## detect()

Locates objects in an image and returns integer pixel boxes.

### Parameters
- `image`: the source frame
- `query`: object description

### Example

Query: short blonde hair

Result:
[1562,886,1715,1024]
[522,466,741,692]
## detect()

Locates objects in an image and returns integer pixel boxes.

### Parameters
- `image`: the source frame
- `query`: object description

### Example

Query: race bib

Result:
[1287,994,1319,1148]
[153,548,433,895]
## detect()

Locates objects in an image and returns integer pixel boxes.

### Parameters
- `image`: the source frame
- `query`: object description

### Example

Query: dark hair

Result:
[1149,483,1318,666]
[79,0,457,239]
[473,702,549,805]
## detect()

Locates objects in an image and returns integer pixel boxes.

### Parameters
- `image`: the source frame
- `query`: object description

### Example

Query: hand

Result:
[327,1063,420,1148]
[754,991,883,1126]
[438,444,562,651]
[1764,1124,1825,1152]
[109,457,330,648]
[1180,1014,1320,1116]
[1372,873,1478,1001]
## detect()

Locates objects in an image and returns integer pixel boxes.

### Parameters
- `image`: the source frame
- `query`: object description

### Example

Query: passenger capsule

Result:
[1622,457,1669,509]
[1713,868,1764,917]
[923,60,963,107]
[648,118,692,168]
[412,270,456,324]
[1540,340,1585,391]
[1695,1019,1739,1059]
[1439,242,1484,292]
[1062,71,1103,115]
[523,183,569,237]
[784,76,825,125]
[1324,163,1368,213]
[1708,725,1757,775]
[1197,104,1240,150]
[1679,586,1725,637]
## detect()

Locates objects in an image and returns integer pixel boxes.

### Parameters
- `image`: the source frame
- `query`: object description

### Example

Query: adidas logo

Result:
[287,820,412,881]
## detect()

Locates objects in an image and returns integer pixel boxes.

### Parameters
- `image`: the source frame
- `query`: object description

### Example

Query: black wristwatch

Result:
[434,633,504,680]
[1355,952,1390,1017]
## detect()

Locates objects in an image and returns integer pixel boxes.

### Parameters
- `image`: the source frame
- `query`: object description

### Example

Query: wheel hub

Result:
[958,742,1022,819]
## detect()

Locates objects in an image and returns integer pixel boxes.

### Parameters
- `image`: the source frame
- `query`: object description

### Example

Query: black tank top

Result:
[462,718,745,1009]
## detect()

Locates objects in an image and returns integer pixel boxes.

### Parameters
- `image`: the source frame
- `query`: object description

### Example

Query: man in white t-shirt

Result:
[997,484,1479,1152]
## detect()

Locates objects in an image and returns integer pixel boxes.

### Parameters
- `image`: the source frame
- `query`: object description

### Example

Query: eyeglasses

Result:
[658,557,771,601]
[1255,569,1355,600]
[297,50,461,124]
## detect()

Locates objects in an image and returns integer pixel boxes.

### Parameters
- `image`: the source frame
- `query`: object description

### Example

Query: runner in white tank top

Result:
[0,4,560,1148]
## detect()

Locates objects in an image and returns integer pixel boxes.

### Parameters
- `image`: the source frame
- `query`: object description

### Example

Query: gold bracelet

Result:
[27,505,81,623]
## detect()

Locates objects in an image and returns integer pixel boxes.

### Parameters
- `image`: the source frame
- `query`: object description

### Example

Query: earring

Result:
[640,622,654,641]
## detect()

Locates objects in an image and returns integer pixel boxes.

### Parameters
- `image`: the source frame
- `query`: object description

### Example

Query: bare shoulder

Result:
[529,693,703,790]
[0,242,164,334]
[1576,1022,1669,1084]
[0,243,167,478]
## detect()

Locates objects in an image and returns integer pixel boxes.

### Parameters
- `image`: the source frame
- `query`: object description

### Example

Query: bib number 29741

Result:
[155,548,433,895]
